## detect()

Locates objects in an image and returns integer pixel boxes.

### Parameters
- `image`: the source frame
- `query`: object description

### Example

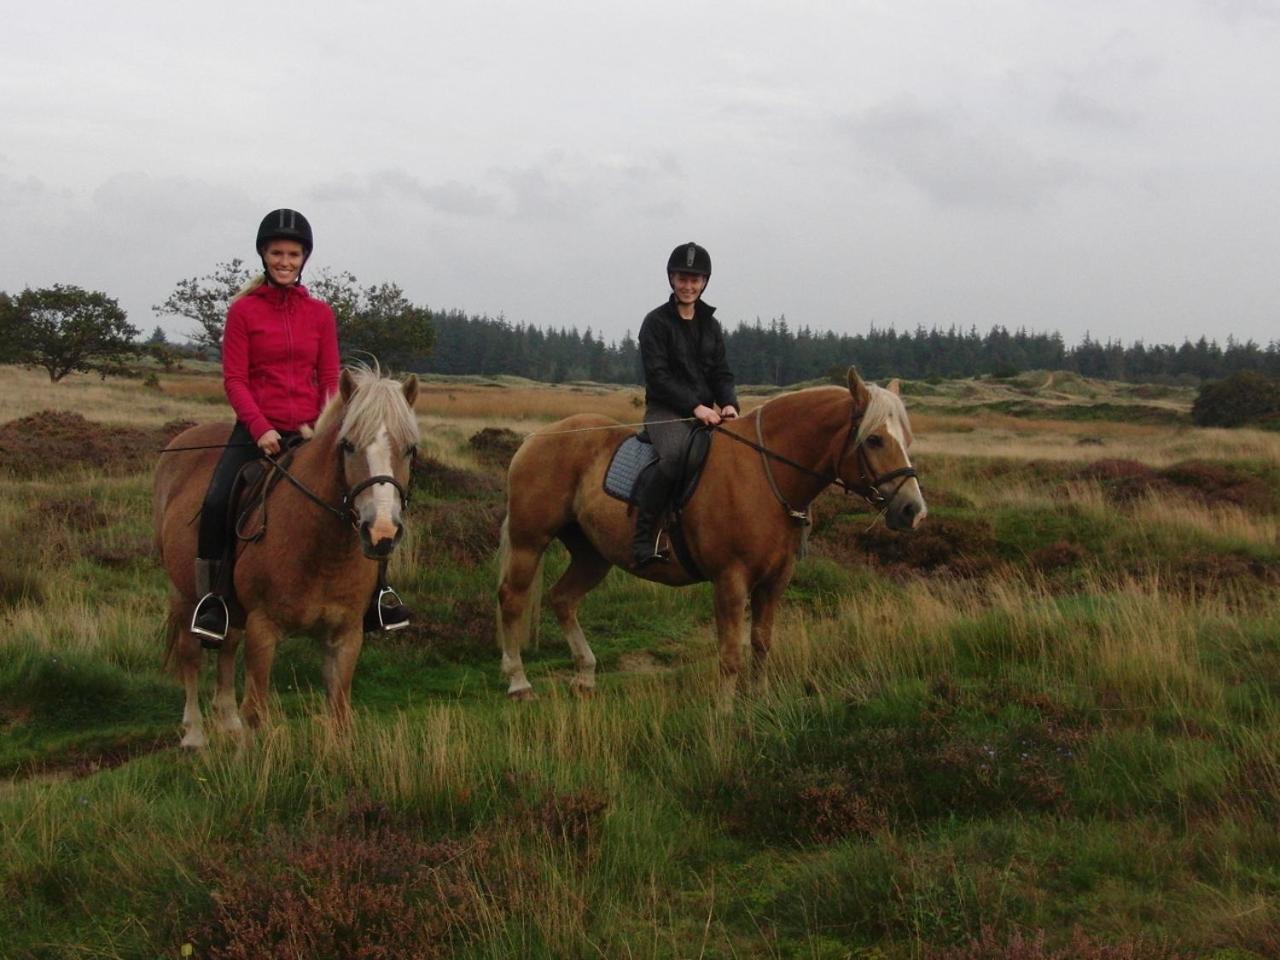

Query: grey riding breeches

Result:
[644,403,695,481]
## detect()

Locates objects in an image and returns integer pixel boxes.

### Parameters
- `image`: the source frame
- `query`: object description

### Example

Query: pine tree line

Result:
[416,312,1280,385]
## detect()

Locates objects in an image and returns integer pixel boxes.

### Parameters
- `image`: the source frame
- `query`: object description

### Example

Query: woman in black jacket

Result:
[633,241,738,568]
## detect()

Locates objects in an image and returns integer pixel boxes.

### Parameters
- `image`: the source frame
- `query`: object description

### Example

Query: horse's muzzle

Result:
[884,486,928,531]
[360,520,403,558]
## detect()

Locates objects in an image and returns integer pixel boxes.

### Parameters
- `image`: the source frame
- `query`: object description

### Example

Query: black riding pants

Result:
[197,422,260,562]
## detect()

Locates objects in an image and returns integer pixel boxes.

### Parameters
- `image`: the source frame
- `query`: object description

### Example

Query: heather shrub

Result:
[1191,372,1280,428]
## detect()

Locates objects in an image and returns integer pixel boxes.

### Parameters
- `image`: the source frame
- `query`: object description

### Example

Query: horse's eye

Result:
[866,435,884,449]
[339,439,355,454]
[406,445,417,461]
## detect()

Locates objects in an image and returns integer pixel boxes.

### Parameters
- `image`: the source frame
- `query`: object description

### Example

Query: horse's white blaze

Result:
[885,415,906,451]
[870,399,931,535]
[878,408,927,529]
[360,426,400,542]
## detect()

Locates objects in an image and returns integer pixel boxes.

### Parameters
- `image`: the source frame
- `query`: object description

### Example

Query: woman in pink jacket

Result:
[191,209,408,645]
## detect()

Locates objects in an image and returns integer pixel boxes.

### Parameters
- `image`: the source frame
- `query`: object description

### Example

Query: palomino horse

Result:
[497,368,926,701]
[154,365,419,747]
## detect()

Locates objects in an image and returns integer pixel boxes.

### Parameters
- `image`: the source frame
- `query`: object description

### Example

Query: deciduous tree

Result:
[152,259,252,351]
[7,285,139,382]
[309,271,436,371]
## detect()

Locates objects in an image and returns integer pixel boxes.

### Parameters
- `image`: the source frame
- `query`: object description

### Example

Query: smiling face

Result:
[262,239,306,286]
[669,271,707,312]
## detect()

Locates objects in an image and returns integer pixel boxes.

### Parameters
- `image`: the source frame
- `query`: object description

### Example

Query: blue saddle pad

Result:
[603,435,658,504]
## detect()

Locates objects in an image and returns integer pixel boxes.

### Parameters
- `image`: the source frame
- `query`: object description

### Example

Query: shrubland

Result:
[1,365,1278,959]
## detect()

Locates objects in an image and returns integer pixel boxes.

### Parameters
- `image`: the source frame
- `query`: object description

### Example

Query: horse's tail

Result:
[496,514,543,650]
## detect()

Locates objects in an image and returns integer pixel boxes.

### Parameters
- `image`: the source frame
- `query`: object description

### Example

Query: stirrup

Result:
[631,531,669,570]
[191,593,229,648]
[365,586,410,632]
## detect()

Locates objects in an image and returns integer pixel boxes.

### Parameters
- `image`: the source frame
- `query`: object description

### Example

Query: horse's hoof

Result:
[570,681,597,699]
[507,687,537,702]
[179,730,207,750]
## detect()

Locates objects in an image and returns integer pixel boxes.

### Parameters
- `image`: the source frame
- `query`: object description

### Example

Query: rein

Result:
[235,441,410,542]
[713,402,918,516]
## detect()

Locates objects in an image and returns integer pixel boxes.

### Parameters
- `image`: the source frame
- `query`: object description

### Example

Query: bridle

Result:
[336,437,414,524]
[713,398,918,522]
[237,438,412,541]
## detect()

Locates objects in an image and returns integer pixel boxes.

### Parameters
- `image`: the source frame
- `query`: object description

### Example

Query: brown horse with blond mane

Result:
[497,367,926,701]
[154,364,419,747]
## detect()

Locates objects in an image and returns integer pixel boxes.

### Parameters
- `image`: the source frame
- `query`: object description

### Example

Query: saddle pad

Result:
[603,435,658,504]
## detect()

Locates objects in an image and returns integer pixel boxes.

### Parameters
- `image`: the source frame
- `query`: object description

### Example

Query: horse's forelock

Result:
[315,364,420,450]
[855,384,913,448]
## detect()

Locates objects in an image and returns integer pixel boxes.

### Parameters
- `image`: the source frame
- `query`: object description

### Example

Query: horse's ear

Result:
[339,368,356,403]
[402,374,419,408]
[846,366,871,413]
[886,378,901,396]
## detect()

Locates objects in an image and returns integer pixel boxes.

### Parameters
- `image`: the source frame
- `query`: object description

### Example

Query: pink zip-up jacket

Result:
[221,282,341,441]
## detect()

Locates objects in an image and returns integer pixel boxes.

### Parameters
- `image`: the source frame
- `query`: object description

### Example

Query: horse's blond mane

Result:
[763,382,911,447]
[315,362,420,449]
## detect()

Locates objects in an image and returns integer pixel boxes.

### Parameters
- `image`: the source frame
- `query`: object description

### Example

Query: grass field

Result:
[1,364,1279,959]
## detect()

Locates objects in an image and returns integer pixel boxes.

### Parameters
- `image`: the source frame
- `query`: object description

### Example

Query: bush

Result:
[1191,372,1280,428]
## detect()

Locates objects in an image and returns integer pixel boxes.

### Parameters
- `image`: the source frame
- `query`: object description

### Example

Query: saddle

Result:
[212,441,301,624]
[603,427,713,580]
[603,427,711,507]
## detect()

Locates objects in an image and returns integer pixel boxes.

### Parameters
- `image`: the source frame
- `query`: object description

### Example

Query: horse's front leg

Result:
[240,612,282,729]
[712,571,751,707]
[747,568,791,691]
[322,621,365,726]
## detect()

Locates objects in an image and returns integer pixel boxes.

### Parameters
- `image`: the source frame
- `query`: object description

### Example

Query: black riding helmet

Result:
[257,208,313,254]
[256,209,313,285]
[667,241,711,287]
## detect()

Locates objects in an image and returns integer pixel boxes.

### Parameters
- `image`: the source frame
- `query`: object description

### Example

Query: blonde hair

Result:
[230,273,267,304]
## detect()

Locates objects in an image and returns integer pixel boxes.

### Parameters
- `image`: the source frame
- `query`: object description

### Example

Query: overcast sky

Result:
[2,0,1278,349]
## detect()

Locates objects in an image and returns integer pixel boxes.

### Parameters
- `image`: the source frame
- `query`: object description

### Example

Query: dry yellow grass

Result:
[760,571,1232,713]
[15,364,1265,471]
[0,366,218,427]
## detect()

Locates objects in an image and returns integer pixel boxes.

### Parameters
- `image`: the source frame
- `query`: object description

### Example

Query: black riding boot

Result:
[631,469,675,569]
[190,558,228,649]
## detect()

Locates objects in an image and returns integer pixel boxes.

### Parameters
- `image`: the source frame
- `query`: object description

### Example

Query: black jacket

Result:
[639,296,738,414]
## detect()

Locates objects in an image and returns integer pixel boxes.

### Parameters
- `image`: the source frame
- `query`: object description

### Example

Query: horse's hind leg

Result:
[550,526,612,696]
[497,521,550,700]
[164,601,207,749]
[175,634,206,749]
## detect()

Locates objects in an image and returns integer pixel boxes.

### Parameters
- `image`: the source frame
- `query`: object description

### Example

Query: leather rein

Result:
[237,438,411,542]
[712,402,918,522]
